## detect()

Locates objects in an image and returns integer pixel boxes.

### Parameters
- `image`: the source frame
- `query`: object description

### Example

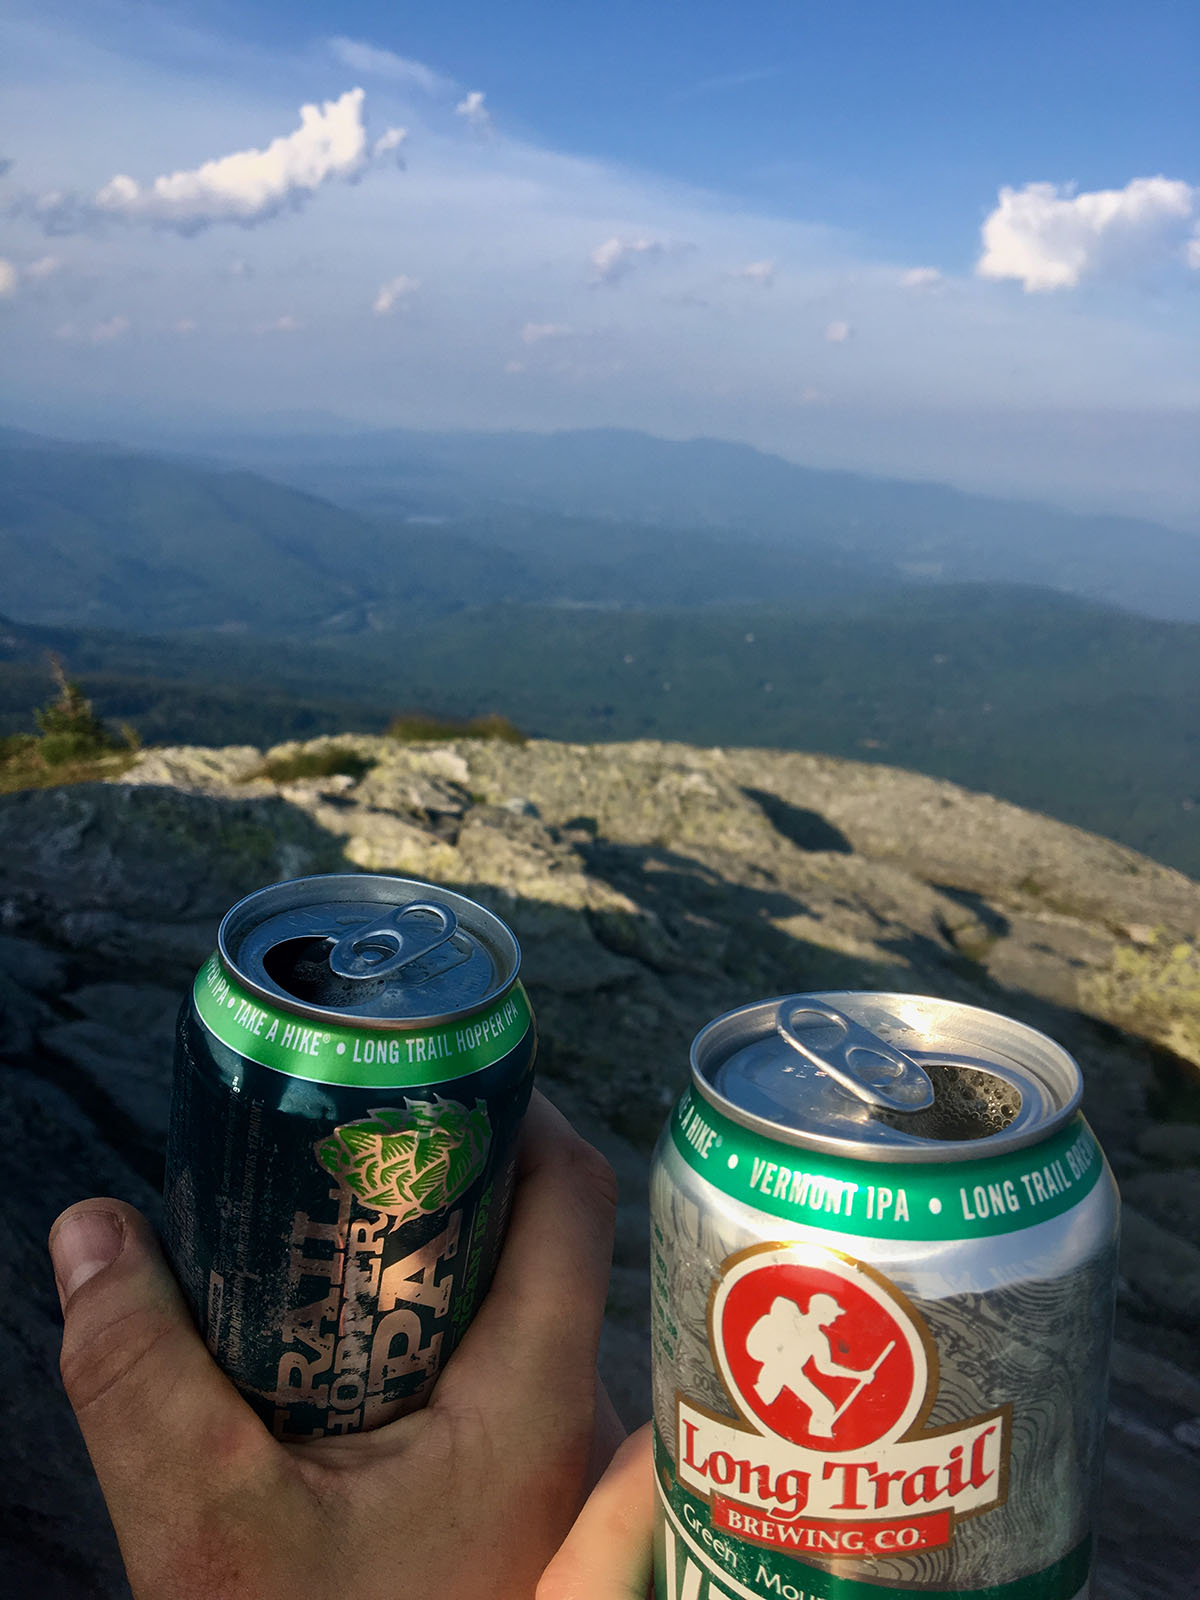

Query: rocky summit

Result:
[3,734,1199,1599]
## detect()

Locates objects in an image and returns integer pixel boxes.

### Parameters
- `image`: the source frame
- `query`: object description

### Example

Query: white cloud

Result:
[521,321,572,344]
[90,314,129,343]
[328,38,453,96]
[373,274,420,315]
[504,359,526,374]
[4,2,1196,525]
[31,88,403,235]
[1188,231,1200,270]
[256,314,299,333]
[590,235,669,285]
[373,127,407,161]
[825,319,852,343]
[23,254,61,282]
[901,266,944,290]
[176,318,196,333]
[50,314,129,343]
[0,258,18,297]
[733,259,775,285]
[455,91,492,133]
[977,176,1196,291]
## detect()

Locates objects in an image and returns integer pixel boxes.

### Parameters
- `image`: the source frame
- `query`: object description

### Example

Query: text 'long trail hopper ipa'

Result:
[164,874,535,1439]
[651,993,1118,1600]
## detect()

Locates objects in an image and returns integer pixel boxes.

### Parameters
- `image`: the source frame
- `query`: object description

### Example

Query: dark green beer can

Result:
[163,873,536,1440]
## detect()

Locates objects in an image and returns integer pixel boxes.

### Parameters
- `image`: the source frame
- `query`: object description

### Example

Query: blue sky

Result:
[1,0,1197,523]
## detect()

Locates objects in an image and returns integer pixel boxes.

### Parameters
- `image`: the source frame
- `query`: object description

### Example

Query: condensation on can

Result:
[650,992,1118,1600]
[164,874,536,1440]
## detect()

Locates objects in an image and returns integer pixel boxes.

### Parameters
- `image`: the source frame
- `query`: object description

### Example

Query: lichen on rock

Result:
[1083,931,1200,1069]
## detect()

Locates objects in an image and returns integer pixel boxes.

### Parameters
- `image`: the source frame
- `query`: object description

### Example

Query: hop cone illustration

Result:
[315,1097,491,1222]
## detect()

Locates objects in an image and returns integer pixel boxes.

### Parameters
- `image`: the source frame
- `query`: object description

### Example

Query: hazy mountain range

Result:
[6,423,1199,628]
[0,428,880,633]
[1,423,1197,877]
[177,424,1200,625]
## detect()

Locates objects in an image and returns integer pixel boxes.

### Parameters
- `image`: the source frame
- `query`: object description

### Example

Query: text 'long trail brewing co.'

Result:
[164,874,535,1439]
[651,993,1118,1600]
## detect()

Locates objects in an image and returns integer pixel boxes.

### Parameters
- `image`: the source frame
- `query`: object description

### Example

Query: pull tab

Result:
[327,901,458,981]
[776,1001,935,1112]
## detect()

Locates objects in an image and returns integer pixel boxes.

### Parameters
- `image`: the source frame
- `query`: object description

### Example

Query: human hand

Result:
[49,1090,623,1600]
[538,1423,654,1600]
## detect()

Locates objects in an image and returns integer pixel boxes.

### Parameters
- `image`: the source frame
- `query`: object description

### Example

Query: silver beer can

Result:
[651,992,1118,1600]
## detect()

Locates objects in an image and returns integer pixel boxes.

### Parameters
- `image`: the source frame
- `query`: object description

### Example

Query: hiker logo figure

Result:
[714,1246,930,1452]
[745,1291,896,1439]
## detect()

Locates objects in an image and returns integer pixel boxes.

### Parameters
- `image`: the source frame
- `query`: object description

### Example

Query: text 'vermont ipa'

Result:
[163,873,535,1439]
[651,993,1118,1600]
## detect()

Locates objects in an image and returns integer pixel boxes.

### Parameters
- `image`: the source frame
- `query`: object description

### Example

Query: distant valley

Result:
[1,424,1197,877]
[175,423,1200,626]
[0,428,891,632]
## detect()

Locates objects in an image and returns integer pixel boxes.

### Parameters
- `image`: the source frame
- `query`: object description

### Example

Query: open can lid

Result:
[691,991,1083,1164]
[218,873,521,1029]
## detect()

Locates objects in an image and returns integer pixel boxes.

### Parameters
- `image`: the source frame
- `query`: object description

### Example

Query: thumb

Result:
[538,1422,654,1600]
[49,1200,280,1573]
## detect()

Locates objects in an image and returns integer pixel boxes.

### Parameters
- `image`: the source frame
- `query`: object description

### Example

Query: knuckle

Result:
[567,1137,620,1218]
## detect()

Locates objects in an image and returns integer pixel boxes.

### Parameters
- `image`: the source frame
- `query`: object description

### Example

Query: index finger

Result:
[435,1089,619,1420]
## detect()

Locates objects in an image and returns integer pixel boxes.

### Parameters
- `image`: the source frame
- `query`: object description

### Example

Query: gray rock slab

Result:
[1135,1121,1200,1168]
[523,933,641,994]
[4,737,1200,1599]
[1120,1168,1200,1238]
[118,745,265,791]
[597,1318,652,1433]
[982,910,1117,1010]
[40,1018,174,1145]
[605,1263,651,1328]
[66,981,180,1035]
[0,932,68,993]
[0,968,51,1057]
[1109,1341,1200,1414]
[1119,1205,1200,1327]
[0,783,346,985]
[1095,1403,1200,1600]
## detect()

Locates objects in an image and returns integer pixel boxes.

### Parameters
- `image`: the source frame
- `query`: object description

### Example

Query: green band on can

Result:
[670,1089,1102,1241]
[193,952,532,1086]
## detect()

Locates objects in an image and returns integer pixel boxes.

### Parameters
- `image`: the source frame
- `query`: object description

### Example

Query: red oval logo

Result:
[712,1243,932,1453]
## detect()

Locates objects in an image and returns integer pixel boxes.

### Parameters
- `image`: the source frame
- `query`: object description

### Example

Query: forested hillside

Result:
[4,583,1198,875]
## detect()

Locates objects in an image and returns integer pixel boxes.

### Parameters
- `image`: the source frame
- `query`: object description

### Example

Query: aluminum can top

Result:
[691,990,1082,1166]
[217,872,520,1030]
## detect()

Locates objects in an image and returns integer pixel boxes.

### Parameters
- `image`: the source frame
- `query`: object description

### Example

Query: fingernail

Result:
[50,1210,124,1309]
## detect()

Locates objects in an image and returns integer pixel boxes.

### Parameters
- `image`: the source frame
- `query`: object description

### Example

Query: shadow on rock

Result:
[742,786,854,854]
[2,774,1199,1600]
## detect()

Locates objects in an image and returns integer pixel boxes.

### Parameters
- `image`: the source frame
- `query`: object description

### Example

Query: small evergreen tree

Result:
[34,656,125,766]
